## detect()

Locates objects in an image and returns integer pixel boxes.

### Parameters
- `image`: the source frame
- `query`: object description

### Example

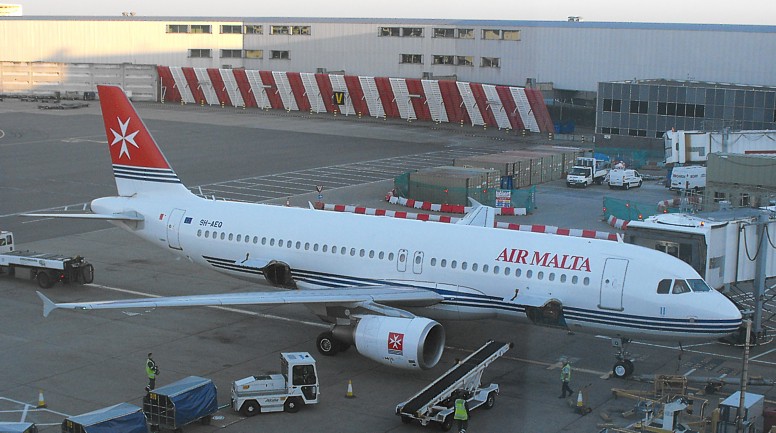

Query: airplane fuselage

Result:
[92,191,742,343]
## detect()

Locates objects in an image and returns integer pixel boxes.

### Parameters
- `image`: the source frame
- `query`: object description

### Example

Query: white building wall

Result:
[1,18,775,92]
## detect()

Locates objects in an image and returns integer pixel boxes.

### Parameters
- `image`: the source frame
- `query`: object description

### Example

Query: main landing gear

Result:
[611,338,634,378]
[316,331,351,356]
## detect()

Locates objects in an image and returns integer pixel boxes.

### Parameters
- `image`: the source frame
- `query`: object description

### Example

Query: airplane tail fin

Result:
[97,85,189,197]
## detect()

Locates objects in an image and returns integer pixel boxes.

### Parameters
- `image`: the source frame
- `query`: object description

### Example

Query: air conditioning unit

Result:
[316,67,327,74]
[422,72,432,79]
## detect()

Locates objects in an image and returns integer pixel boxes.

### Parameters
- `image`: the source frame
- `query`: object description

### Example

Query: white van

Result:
[607,169,643,189]
[670,165,706,192]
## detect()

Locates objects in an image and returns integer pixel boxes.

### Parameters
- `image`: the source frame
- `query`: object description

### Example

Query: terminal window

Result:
[220,25,242,34]
[433,28,455,38]
[482,29,501,40]
[432,55,455,65]
[188,49,211,58]
[221,49,242,58]
[244,25,263,34]
[379,27,401,36]
[502,30,521,41]
[190,25,211,34]
[400,54,423,64]
[166,24,189,33]
[603,98,621,112]
[270,25,290,35]
[456,56,474,66]
[480,57,500,68]
[402,27,423,37]
[291,26,311,35]
[458,28,474,39]
[244,49,263,59]
[628,129,647,137]
[629,100,648,114]
[271,50,290,59]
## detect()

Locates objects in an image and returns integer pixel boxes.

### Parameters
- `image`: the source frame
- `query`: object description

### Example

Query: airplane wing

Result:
[21,211,144,221]
[37,286,443,317]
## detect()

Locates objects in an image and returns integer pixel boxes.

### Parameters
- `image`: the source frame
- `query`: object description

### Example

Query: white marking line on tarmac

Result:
[86,283,329,329]
[0,397,70,417]
[750,346,776,360]
[594,335,776,367]
[444,345,612,379]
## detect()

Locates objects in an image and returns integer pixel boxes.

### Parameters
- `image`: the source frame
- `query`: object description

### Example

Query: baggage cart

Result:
[143,376,217,432]
[61,402,147,433]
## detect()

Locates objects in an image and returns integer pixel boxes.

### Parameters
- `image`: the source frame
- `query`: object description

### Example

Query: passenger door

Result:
[599,258,628,310]
[166,208,186,250]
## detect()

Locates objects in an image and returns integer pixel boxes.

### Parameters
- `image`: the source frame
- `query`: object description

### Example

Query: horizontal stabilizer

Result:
[21,211,144,221]
[37,286,443,316]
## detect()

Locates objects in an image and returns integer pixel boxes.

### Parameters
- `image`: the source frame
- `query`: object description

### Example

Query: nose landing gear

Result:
[611,338,634,378]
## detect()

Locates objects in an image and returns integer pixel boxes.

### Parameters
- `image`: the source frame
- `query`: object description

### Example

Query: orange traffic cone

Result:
[37,389,47,408]
[345,380,356,398]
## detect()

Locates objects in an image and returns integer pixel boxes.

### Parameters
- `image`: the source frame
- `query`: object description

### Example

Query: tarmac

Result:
[1,98,775,432]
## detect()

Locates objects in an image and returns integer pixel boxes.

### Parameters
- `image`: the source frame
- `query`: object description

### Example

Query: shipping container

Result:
[408,166,500,206]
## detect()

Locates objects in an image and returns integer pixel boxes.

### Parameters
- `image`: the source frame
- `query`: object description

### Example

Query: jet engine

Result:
[334,316,445,370]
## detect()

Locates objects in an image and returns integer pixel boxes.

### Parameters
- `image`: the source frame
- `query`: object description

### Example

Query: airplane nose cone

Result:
[717,295,743,329]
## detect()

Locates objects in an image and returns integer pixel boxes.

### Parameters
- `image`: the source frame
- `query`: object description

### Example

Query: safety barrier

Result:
[157,66,552,132]
[385,192,527,216]
[318,203,617,241]
[606,215,630,230]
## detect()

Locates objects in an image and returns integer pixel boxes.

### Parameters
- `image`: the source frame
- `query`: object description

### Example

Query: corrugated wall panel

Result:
[194,68,219,105]
[495,86,524,130]
[300,73,326,113]
[272,71,297,111]
[286,72,311,112]
[438,80,469,125]
[182,67,205,105]
[328,74,355,115]
[359,76,384,118]
[157,66,181,103]
[258,71,284,110]
[374,77,399,118]
[344,75,369,117]
[314,73,337,113]
[232,68,257,107]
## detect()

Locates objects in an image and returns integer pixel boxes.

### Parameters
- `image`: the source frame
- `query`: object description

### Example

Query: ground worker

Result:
[145,352,159,391]
[558,359,573,398]
[454,391,470,433]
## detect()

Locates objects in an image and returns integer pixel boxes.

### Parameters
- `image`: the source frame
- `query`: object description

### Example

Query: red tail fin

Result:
[97,85,186,196]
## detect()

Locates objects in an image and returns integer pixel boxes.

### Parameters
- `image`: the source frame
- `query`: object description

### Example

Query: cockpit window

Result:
[672,280,690,294]
[657,279,671,294]
[686,279,711,292]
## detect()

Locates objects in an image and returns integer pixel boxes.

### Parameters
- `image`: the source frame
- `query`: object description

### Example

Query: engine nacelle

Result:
[346,316,445,370]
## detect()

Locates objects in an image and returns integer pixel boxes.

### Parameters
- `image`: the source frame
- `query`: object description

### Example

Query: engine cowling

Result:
[345,316,445,370]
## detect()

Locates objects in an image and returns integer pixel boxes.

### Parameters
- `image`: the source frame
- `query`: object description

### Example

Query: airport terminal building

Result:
[2,16,776,150]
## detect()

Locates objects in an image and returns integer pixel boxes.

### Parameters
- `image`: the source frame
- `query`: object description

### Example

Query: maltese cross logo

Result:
[387,332,404,355]
[110,117,139,160]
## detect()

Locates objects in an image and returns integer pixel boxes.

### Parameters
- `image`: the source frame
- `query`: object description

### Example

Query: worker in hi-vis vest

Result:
[559,359,573,398]
[453,391,470,433]
[145,352,159,392]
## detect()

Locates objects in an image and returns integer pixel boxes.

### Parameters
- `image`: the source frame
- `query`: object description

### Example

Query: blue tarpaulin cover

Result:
[154,376,217,426]
[0,422,36,433]
[65,402,147,433]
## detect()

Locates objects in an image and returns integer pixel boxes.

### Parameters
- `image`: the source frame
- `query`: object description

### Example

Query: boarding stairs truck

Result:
[396,340,512,431]
[566,156,610,187]
[0,230,94,288]
[231,352,319,416]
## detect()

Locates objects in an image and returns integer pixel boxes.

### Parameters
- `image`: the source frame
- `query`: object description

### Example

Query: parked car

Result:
[608,169,643,189]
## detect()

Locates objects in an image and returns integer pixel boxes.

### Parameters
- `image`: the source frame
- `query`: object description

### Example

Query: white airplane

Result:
[31,85,742,378]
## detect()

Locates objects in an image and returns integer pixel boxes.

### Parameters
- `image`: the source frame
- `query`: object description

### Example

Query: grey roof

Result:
[4,16,776,33]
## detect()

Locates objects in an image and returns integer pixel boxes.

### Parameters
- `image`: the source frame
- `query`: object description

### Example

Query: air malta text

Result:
[495,248,591,272]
